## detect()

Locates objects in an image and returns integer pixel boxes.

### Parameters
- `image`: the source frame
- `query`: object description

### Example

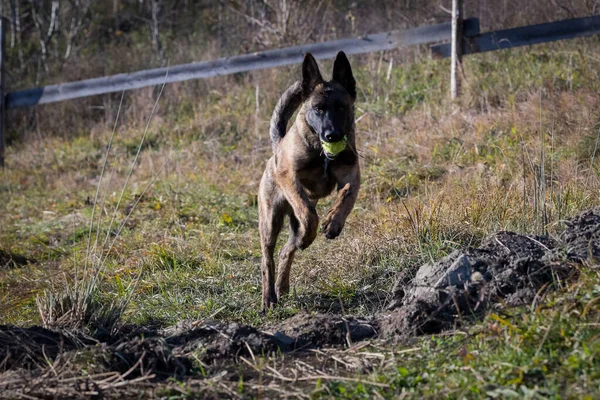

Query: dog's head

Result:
[301,52,356,146]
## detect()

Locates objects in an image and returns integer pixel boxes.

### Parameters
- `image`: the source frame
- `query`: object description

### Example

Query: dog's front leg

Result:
[275,170,318,249]
[322,164,360,239]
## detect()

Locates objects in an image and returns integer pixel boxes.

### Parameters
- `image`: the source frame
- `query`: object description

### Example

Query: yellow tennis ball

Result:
[321,136,347,157]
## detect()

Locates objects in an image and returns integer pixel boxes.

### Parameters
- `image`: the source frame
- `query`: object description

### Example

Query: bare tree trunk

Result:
[218,0,223,50]
[29,0,49,72]
[29,0,60,72]
[48,1,59,60]
[46,1,58,41]
[64,0,91,61]
[113,0,119,31]
[150,0,164,64]
[9,0,15,48]
[10,0,23,70]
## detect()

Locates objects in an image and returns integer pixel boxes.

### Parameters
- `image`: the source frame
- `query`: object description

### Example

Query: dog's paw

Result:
[322,216,343,239]
[261,291,278,313]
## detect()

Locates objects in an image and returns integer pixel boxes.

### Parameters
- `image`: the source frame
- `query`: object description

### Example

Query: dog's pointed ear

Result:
[332,51,356,100]
[302,53,323,96]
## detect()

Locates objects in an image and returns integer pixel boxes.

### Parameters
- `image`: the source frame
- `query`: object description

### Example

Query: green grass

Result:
[2,38,600,397]
[309,273,600,399]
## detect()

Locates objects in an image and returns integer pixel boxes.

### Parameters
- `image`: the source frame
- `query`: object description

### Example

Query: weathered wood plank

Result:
[6,20,461,109]
[6,14,598,110]
[432,15,600,58]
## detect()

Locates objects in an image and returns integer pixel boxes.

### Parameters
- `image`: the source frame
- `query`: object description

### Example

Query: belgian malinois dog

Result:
[258,51,360,311]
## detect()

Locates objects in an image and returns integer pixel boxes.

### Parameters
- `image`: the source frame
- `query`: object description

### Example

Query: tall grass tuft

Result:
[35,72,173,333]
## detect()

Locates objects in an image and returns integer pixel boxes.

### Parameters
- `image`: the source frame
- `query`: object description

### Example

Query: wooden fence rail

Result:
[432,14,600,57]
[1,14,600,166]
[5,19,480,110]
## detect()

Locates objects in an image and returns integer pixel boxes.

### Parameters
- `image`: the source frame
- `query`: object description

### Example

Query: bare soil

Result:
[1,209,598,399]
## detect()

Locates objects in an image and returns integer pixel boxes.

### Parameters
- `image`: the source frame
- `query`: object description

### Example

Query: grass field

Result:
[2,38,600,398]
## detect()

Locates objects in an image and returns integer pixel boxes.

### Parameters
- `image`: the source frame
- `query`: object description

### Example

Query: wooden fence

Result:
[1,3,600,166]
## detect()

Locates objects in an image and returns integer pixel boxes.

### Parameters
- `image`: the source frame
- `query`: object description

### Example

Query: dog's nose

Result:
[324,131,337,142]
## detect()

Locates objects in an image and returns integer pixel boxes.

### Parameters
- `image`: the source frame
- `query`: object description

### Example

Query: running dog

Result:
[258,51,360,311]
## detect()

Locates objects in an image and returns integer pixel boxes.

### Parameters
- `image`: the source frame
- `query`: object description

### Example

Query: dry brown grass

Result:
[2,5,600,394]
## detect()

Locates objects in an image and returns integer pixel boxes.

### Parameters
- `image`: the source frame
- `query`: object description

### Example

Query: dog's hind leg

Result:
[259,198,285,311]
[276,213,299,300]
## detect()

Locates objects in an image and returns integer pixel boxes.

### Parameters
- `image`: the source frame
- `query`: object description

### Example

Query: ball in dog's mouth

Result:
[321,136,348,159]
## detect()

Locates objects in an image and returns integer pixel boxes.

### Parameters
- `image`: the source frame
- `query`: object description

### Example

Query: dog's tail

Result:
[269,81,303,153]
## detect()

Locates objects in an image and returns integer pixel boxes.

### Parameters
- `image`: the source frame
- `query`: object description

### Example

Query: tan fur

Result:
[258,59,360,311]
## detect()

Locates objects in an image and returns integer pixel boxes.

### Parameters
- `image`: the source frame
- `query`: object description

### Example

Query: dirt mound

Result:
[270,313,377,348]
[115,314,377,370]
[560,209,600,261]
[3,209,600,397]
[0,316,380,398]
[0,325,82,370]
[380,227,578,337]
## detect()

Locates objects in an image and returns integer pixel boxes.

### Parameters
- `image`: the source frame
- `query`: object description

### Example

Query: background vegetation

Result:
[2,0,600,398]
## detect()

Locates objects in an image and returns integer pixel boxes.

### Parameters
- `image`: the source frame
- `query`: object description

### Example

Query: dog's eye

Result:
[314,107,323,115]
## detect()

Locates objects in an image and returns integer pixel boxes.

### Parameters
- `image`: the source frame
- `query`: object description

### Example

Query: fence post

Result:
[0,17,5,168]
[450,0,464,100]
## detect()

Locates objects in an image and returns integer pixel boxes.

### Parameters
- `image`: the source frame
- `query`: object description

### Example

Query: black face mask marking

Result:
[300,51,356,158]
[305,88,353,144]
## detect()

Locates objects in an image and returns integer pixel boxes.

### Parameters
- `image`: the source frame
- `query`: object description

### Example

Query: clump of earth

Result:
[2,209,599,393]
